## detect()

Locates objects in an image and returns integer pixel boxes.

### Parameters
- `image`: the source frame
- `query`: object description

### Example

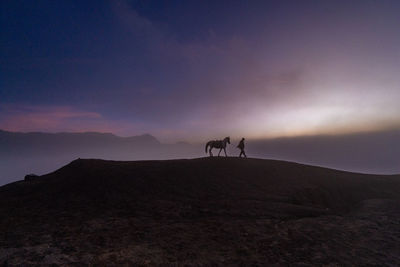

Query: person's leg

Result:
[243,150,247,158]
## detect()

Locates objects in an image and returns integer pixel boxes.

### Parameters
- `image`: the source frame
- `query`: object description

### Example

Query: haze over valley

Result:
[1,128,399,185]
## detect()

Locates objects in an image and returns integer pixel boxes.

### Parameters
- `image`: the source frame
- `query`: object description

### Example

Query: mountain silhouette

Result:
[0,130,160,155]
[0,130,199,185]
[1,157,399,265]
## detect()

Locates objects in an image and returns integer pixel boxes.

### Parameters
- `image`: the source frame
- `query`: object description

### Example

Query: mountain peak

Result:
[125,133,160,144]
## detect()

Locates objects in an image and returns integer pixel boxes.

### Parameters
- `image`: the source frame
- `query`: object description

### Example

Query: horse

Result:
[205,137,230,157]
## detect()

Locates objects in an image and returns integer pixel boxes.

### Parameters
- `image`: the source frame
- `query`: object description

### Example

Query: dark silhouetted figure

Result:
[205,137,230,157]
[237,138,247,158]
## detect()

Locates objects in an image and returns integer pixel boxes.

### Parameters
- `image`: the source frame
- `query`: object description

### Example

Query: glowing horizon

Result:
[1,1,400,142]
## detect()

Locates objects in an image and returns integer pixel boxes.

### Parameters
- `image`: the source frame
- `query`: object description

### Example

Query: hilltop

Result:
[2,128,400,186]
[1,157,400,265]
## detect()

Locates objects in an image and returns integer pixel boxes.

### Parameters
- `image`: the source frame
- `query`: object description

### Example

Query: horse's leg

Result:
[209,147,213,157]
[218,148,222,156]
[224,148,227,157]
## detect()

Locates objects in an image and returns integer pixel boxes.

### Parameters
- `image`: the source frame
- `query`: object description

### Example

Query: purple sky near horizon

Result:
[1,0,400,142]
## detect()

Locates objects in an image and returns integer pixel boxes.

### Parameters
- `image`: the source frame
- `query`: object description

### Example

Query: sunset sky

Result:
[1,0,400,142]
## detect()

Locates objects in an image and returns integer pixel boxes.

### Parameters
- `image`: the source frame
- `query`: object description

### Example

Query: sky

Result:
[1,0,400,142]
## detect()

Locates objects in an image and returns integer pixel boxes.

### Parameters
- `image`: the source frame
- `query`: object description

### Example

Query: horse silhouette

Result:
[205,137,230,157]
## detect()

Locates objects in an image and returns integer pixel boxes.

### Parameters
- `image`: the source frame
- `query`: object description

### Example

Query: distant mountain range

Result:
[0,130,200,185]
[0,130,161,156]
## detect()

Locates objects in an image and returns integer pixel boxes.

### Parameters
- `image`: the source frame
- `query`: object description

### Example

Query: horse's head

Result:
[225,137,231,144]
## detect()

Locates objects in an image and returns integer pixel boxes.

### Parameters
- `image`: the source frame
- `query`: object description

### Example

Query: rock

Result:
[24,174,39,181]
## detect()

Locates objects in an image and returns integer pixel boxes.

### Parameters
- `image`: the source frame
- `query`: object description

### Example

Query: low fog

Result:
[1,129,399,185]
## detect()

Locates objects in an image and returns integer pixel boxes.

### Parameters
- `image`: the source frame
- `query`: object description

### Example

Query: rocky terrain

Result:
[1,157,400,265]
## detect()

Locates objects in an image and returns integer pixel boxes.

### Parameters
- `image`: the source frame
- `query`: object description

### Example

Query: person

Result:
[237,137,247,158]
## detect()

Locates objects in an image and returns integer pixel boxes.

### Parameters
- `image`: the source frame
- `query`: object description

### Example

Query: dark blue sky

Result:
[1,0,400,141]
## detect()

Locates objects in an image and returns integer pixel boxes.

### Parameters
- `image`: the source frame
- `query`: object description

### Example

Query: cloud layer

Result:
[1,1,400,141]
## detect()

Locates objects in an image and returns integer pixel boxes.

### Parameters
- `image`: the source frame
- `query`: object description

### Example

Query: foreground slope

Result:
[1,157,400,265]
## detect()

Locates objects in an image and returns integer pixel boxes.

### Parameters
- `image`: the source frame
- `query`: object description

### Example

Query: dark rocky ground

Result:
[1,157,400,265]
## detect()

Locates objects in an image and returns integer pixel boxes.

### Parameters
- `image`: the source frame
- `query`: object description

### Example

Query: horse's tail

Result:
[205,141,211,153]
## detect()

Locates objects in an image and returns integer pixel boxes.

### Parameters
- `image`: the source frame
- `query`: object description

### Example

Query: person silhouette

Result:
[237,138,247,158]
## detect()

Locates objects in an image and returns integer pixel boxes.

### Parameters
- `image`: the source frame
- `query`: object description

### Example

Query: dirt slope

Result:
[1,157,399,265]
